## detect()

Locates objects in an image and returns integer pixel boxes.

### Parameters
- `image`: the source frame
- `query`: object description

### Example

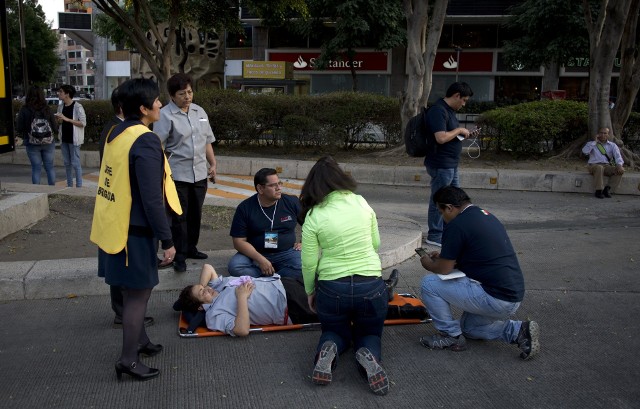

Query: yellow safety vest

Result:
[90,124,182,254]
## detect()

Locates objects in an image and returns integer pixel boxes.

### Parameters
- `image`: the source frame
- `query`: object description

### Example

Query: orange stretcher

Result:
[178,293,431,338]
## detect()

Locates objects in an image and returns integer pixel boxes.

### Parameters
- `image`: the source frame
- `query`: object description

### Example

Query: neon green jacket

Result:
[301,190,381,295]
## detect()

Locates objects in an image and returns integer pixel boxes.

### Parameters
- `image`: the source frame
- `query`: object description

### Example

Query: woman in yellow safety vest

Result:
[90,78,182,382]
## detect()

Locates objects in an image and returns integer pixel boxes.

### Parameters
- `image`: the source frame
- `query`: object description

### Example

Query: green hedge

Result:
[14,93,639,155]
[12,99,113,145]
[475,100,589,156]
[196,90,401,149]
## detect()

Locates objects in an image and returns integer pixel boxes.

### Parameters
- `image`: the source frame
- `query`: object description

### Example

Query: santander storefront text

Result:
[267,51,390,72]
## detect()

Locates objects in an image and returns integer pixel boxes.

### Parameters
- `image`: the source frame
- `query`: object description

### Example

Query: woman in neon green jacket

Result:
[299,156,389,396]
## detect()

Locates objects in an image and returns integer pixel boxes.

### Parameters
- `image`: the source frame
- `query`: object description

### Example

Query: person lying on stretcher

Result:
[175,264,317,336]
[175,265,416,336]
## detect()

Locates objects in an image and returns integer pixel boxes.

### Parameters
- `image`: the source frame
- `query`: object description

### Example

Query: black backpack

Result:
[28,109,54,145]
[404,105,449,157]
[405,106,429,157]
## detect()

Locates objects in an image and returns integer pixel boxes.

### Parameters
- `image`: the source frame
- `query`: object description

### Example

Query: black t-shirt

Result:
[230,194,301,253]
[61,102,75,143]
[439,205,525,302]
[424,98,462,169]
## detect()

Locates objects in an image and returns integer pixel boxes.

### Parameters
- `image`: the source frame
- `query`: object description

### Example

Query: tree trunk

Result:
[556,0,639,168]
[421,0,447,106]
[541,61,560,92]
[400,0,428,131]
[399,1,448,131]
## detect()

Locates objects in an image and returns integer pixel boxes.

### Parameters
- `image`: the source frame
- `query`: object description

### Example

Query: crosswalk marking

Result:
[66,173,304,201]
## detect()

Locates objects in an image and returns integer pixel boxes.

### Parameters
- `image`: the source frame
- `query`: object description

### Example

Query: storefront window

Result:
[310,74,389,96]
[495,76,542,103]
[440,24,499,48]
[429,75,493,103]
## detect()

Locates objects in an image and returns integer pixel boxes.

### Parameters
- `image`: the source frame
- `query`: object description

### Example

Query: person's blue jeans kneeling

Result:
[420,274,522,343]
[227,248,302,278]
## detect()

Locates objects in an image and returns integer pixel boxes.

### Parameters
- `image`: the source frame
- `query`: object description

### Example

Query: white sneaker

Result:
[424,239,442,247]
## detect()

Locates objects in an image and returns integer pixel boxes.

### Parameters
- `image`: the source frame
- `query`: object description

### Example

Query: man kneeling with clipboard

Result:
[416,186,540,360]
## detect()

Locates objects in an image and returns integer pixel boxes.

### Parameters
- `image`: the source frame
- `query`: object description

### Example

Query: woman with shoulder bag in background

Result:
[16,86,58,185]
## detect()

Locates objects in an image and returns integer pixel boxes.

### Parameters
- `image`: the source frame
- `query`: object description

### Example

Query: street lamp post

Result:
[455,46,462,82]
[18,0,28,92]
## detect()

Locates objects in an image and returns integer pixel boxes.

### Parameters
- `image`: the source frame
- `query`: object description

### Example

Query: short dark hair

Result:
[117,78,159,120]
[433,186,471,209]
[167,73,193,96]
[58,84,76,98]
[110,86,122,115]
[177,285,201,313]
[298,156,357,224]
[254,168,278,189]
[445,82,474,98]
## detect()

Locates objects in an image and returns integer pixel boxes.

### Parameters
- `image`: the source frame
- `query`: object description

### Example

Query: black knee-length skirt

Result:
[98,233,159,289]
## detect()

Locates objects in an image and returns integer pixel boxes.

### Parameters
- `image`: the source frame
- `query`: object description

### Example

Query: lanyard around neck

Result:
[257,197,278,231]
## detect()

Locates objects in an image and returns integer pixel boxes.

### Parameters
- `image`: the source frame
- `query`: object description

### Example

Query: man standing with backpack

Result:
[423,82,474,247]
[16,86,58,185]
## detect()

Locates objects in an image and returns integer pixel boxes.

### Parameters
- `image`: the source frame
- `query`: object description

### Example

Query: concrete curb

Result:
[0,211,421,301]
[1,149,638,301]
[1,148,639,195]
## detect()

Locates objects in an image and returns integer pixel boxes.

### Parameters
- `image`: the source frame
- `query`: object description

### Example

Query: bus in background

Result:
[0,0,14,154]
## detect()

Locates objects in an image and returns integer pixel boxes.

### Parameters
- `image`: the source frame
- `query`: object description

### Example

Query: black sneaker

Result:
[516,321,540,360]
[420,332,467,351]
[385,269,399,301]
[312,341,337,385]
[355,347,389,395]
[603,186,612,198]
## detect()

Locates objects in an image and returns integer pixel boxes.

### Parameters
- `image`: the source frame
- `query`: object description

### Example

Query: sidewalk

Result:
[1,148,638,302]
[1,150,639,408]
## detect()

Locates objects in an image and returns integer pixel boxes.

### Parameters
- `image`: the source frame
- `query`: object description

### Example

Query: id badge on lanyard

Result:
[259,197,279,249]
[264,231,279,248]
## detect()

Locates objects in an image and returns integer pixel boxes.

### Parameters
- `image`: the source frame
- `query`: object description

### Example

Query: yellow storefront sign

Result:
[242,61,293,80]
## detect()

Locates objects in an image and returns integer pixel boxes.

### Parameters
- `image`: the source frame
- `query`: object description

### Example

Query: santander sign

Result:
[268,50,390,73]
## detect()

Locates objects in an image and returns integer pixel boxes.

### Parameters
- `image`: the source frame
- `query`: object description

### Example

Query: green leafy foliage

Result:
[476,100,589,156]
[195,89,401,149]
[502,0,589,68]
[5,0,59,90]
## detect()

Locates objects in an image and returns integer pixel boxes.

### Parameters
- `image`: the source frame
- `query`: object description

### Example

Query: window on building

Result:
[227,26,252,48]
[67,39,75,46]
[87,76,95,86]
[440,24,499,48]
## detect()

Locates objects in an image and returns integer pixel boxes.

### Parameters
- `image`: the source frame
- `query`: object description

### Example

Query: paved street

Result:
[1,163,639,408]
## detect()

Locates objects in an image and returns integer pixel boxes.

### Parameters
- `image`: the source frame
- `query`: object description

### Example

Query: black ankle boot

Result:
[595,190,604,199]
[115,361,159,381]
[603,186,612,198]
[138,342,163,357]
[385,269,399,301]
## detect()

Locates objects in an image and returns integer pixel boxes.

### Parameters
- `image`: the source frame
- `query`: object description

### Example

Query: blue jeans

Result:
[315,277,388,362]
[420,274,522,343]
[426,166,459,244]
[61,142,83,187]
[25,144,56,185]
[227,248,302,279]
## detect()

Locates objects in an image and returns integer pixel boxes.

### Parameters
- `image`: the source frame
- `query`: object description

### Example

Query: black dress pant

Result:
[172,179,208,262]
